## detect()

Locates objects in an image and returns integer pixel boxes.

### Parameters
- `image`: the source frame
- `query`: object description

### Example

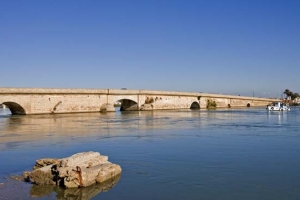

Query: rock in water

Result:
[34,158,60,170]
[24,151,122,188]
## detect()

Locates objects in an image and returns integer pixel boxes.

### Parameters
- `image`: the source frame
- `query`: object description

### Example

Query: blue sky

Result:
[0,0,299,97]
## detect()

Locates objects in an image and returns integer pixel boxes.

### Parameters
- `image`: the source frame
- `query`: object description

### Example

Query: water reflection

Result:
[30,174,120,199]
[267,111,288,125]
[0,108,287,145]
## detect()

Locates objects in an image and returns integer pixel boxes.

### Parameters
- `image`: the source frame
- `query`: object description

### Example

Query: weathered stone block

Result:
[34,158,60,170]
[26,165,56,185]
[96,163,122,183]
[60,152,103,167]
[23,151,122,189]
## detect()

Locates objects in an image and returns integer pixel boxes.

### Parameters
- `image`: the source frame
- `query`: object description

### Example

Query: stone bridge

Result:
[0,88,275,115]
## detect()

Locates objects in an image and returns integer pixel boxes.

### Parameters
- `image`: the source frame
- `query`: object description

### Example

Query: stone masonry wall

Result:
[139,95,200,110]
[0,88,275,114]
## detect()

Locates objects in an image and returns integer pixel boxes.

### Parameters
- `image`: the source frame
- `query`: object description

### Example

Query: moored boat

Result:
[266,102,291,111]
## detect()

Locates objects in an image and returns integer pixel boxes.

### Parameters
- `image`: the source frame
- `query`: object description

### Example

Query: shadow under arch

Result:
[247,103,251,107]
[190,102,200,110]
[2,102,26,115]
[119,99,139,111]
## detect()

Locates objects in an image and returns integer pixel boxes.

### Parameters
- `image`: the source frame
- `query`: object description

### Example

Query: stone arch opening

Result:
[2,102,26,115]
[119,99,139,111]
[247,103,251,107]
[190,102,200,110]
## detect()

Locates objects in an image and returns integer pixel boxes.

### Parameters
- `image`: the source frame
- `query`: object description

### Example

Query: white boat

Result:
[266,102,291,111]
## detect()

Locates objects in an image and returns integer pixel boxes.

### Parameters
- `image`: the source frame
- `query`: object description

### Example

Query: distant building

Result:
[294,97,300,104]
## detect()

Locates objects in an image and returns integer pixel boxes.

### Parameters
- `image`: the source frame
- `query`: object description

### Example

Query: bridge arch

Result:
[2,102,26,115]
[119,99,139,111]
[190,102,200,110]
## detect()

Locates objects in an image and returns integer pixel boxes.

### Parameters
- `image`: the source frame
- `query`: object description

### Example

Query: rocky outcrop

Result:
[23,152,122,188]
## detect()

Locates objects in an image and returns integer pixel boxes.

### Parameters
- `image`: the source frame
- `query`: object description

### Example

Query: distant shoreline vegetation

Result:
[284,89,300,100]
[284,89,300,106]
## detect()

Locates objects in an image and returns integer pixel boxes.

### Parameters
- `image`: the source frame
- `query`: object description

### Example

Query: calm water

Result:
[1,107,300,200]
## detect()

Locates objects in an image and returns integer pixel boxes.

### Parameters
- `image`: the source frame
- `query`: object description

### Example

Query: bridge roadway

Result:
[0,88,275,115]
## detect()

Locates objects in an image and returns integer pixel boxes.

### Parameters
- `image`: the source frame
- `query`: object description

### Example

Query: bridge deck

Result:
[0,88,275,101]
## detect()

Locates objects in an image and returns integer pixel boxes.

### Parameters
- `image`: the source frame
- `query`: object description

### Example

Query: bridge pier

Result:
[100,103,115,112]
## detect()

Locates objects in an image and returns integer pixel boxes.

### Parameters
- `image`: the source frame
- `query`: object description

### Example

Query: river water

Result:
[1,107,300,199]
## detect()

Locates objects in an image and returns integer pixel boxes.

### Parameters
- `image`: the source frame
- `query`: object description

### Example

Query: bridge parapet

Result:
[108,89,139,95]
[139,90,200,96]
[0,88,108,94]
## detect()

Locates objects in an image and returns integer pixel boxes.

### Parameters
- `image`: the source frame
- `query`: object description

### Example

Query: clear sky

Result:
[0,0,299,97]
